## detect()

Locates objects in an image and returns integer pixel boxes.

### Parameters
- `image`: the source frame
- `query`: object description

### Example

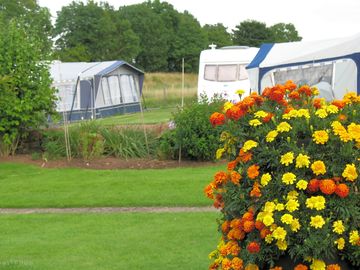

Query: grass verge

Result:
[0,163,223,208]
[0,212,219,270]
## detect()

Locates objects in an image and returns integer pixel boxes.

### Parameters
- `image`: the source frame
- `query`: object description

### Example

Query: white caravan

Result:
[197,45,259,102]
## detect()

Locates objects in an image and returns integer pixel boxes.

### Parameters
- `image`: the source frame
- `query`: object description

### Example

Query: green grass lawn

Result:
[0,163,223,208]
[94,107,176,126]
[0,212,219,270]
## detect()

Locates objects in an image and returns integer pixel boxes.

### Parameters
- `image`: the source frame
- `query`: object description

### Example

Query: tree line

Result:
[0,0,302,73]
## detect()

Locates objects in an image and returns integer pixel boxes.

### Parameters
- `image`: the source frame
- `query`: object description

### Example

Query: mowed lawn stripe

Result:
[0,163,222,208]
[0,212,219,270]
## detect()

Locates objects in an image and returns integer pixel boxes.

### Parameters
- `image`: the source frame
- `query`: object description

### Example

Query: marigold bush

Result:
[205,82,360,270]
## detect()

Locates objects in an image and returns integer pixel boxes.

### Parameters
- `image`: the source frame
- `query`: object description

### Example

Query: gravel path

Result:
[0,206,218,214]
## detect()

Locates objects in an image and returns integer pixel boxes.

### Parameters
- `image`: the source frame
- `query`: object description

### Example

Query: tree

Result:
[232,20,272,47]
[118,3,168,71]
[0,0,53,55]
[203,23,233,48]
[269,23,302,43]
[54,1,140,62]
[0,20,57,156]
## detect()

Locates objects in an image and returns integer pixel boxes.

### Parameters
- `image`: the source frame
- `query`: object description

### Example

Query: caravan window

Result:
[204,65,217,81]
[239,65,249,81]
[218,65,238,82]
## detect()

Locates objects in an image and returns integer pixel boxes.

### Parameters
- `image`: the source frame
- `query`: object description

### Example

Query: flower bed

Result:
[204,81,360,270]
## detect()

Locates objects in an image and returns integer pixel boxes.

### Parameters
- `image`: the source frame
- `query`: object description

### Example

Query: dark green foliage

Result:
[203,23,233,48]
[0,20,56,156]
[269,23,302,43]
[160,97,225,161]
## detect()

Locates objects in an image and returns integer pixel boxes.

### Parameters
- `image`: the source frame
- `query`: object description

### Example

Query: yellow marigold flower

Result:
[342,163,358,181]
[348,123,360,141]
[263,214,274,226]
[290,218,301,232]
[282,172,296,185]
[216,148,225,160]
[265,234,273,244]
[306,196,326,211]
[295,154,310,168]
[287,190,299,200]
[242,140,258,152]
[286,199,299,212]
[335,237,345,250]
[260,173,272,186]
[339,130,352,142]
[280,152,294,166]
[282,110,299,119]
[310,215,325,229]
[325,104,339,114]
[312,86,320,96]
[296,179,308,190]
[315,108,328,118]
[349,230,359,245]
[281,213,293,225]
[312,130,329,144]
[311,160,326,175]
[331,121,344,135]
[276,239,287,250]
[297,109,310,119]
[343,92,358,104]
[254,110,268,118]
[266,130,278,142]
[249,119,262,127]
[333,220,345,235]
[264,201,276,213]
[311,259,326,270]
[275,203,285,211]
[235,89,245,95]
[223,101,234,112]
[272,226,287,240]
[276,122,292,133]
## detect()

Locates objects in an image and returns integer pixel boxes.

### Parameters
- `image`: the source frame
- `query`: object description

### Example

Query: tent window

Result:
[108,75,121,104]
[204,65,217,81]
[101,77,112,105]
[239,65,249,81]
[120,75,138,103]
[56,84,76,111]
[218,65,238,82]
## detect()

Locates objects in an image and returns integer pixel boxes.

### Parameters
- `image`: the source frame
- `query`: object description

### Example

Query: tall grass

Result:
[142,72,198,108]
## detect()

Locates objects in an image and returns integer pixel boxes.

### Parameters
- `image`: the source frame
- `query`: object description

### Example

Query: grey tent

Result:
[50,60,144,121]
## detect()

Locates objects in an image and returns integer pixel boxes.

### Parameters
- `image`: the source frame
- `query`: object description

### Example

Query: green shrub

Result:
[101,128,157,159]
[42,129,67,159]
[159,96,225,161]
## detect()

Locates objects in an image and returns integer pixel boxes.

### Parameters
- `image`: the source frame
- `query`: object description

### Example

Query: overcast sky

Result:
[38,0,360,42]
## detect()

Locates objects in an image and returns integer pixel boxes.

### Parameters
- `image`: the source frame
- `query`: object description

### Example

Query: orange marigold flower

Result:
[230,218,242,229]
[289,90,300,100]
[228,160,238,171]
[250,182,262,197]
[262,112,274,123]
[255,220,265,230]
[313,98,323,109]
[247,164,260,179]
[221,220,231,233]
[332,100,345,109]
[250,92,264,105]
[204,183,215,199]
[335,183,350,198]
[284,105,294,114]
[242,212,254,221]
[243,220,255,233]
[260,228,271,239]
[213,194,224,209]
[319,179,337,195]
[226,105,247,121]
[298,85,312,96]
[222,258,232,270]
[270,90,285,102]
[214,171,228,186]
[270,267,283,270]
[307,179,320,193]
[209,112,225,127]
[245,264,259,270]
[284,80,297,91]
[209,262,219,270]
[247,241,261,253]
[338,114,347,121]
[232,257,244,270]
[230,171,242,185]
[294,264,308,270]
[240,96,256,111]
[239,149,253,163]
[228,228,245,240]
[326,264,341,270]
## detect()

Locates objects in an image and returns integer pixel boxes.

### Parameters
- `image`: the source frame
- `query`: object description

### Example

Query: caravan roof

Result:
[200,46,259,64]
